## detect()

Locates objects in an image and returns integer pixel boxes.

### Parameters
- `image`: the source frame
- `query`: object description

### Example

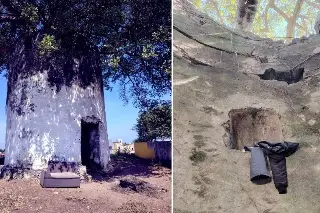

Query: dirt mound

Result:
[115,201,152,213]
[113,176,167,197]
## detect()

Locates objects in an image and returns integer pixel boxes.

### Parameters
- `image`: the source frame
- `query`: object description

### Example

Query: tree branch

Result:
[304,0,320,9]
[210,1,224,25]
[286,0,303,38]
[268,0,289,21]
[295,23,307,32]
[0,0,20,16]
[259,5,270,33]
[0,15,18,22]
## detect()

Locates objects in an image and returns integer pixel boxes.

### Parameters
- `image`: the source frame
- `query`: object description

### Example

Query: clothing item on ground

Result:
[248,147,271,185]
[244,146,271,185]
[256,141,299,194]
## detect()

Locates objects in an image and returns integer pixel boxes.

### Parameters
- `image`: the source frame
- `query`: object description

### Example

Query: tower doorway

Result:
[81,120,100,170]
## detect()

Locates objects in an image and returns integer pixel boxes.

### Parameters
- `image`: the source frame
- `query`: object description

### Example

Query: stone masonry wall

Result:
[4,70,109,170]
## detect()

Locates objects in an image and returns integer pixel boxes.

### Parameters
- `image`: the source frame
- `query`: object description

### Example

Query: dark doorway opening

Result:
[81,120,100,171]
[0,156,4,165]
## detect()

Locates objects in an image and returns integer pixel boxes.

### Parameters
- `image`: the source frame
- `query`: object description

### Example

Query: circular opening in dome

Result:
[193,0,320,43]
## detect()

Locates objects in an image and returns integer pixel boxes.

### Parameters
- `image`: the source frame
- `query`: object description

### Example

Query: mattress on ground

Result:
[47,172,79,179]
[41,178,80,188]
[40,171,80,188]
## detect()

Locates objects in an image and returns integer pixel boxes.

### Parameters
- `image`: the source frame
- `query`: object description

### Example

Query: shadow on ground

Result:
[88,154,171,182]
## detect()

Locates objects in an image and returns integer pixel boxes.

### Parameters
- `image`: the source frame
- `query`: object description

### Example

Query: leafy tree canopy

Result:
[0,0,171,108]
[133,100,171,142]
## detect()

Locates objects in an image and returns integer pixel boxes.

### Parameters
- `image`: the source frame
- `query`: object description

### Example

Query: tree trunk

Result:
[3,41,109,176]
[173,0,320,212]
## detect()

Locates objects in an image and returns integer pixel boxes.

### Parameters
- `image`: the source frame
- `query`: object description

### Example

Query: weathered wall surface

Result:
[148,141,171,163]
[134,142,155,159]
[5,70,109,170]
[173,0,320,212]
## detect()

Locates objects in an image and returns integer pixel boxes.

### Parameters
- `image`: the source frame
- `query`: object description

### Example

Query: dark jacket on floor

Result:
[257,141,299,194]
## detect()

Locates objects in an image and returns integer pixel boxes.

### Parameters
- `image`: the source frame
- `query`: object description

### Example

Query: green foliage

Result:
[38,34,57,55]
[142,44,158,59]
[134,101,171,142]
[0,0,171,108]
[194,0,202,8]
[21,3,38,24]
[133,138,141,143]
[193,0,320,42]
[122,146,131,154]
[108,56,121,68]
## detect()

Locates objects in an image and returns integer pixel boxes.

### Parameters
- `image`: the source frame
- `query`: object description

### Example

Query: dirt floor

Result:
[0,155,171,213]
[173,0,320,212]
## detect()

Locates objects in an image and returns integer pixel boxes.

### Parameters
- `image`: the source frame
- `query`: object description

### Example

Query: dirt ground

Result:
[0,155,171,213]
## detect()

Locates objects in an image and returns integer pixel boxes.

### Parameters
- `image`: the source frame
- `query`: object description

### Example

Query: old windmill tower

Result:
[3,40,109,174]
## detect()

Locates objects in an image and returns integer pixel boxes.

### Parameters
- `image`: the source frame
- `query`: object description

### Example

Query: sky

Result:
[0,76,170,149]
[104,84,140,145]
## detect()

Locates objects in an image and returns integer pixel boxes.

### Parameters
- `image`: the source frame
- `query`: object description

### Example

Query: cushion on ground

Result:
[41,178,80,188]
[47,172,80,179]
[40,170,80,188]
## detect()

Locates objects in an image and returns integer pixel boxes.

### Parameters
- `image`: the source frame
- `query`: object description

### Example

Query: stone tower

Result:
[3,43,109,173]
